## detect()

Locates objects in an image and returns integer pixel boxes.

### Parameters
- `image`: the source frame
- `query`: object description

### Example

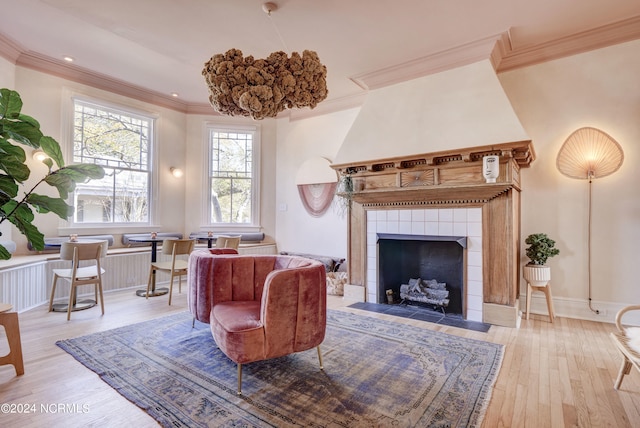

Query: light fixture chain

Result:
[267,13,289,52]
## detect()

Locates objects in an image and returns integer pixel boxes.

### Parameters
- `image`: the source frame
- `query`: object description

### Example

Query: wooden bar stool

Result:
[0,303,24,376]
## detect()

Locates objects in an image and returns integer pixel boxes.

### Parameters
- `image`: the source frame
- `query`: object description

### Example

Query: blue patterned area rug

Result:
[57,309,503,427]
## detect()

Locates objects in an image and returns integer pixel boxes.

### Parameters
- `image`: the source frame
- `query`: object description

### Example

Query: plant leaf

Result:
[23,223,45,251]
[44,173,74,199]
[58,164,105,181]
[0,88,23,119]
[3,202,44,250]
[39,135,64,168]
[2,120,43,148]
[26,193,73,219]
[0,138,27,162]
[17,113,40,130]
[0,174,18,198]
[0,138,28,183]
[0,244,11,260]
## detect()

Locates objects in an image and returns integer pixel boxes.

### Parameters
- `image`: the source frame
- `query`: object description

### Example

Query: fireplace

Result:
[377,233,466,314]
[368,208,482,321]
[332,142,535,327]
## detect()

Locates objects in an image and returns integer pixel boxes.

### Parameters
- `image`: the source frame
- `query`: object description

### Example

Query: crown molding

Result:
[186,102,222,116]
[15,51,191,113]
[0,33,23,63]
[350,33,506,91]
[495,14,640,72]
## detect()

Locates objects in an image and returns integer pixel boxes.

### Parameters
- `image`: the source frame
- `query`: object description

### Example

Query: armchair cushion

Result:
[211,301,263,364]
[627,327,640,354]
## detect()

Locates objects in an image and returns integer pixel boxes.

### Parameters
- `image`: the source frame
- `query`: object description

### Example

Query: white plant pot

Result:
[523,265,551,287]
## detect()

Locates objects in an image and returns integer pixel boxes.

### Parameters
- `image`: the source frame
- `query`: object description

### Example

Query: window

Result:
[207,125,259,226]
[72,99,154,224]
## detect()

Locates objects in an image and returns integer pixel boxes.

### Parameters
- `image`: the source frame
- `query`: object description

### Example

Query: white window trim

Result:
[58,90,159,234]
[200,122,261,232]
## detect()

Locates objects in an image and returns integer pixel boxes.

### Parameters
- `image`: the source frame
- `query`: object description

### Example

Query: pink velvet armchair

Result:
[188,251,327,395]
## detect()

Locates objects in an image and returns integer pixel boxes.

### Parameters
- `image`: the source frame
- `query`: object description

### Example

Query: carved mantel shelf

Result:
[349,183,515,206]
[331,140,535,206]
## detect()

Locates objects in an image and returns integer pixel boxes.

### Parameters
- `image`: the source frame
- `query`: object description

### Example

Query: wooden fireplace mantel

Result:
[331,140,535,203]
[331,140,535,327]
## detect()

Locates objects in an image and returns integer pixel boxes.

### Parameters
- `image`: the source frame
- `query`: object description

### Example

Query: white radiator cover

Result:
[0,262,48,312]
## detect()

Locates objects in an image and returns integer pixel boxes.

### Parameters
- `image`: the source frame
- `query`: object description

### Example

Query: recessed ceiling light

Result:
[63,56,74,62]
[170,92,179,98]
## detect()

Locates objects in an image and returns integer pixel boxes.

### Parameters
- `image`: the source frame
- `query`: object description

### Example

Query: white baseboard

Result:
[520,292,640,326]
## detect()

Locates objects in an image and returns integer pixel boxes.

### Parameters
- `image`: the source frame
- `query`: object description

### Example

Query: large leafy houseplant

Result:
[524,233,560,266]
[0,88,104,260]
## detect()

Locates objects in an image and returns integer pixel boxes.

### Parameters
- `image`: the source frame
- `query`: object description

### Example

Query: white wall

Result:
[499,38,640,320]
[275,39,640,322]
[10,67,187,254]
[274,109,358,257]
[0,55,15,88]
[335,60,530,165]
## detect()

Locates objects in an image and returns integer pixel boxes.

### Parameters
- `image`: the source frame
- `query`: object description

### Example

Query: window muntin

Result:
[208,127,257,225]
[72,100,153,224]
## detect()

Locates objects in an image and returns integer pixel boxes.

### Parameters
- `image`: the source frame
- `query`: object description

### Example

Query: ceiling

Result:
[2,0,640,114]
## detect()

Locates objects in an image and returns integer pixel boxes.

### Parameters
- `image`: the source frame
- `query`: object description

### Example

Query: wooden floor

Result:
[0,289,638,427]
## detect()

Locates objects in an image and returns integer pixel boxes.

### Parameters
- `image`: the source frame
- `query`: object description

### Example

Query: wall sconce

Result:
[32,149,50,162]
[170,167,184,178]
[556,127,624,314]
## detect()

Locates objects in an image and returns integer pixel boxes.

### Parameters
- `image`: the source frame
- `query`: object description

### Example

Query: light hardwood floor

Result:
[0,289,638,427]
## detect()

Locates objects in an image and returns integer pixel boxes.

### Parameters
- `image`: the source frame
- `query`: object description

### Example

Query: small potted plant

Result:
[523,233,560,286]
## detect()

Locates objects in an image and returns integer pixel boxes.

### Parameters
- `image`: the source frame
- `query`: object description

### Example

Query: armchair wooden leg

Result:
[317,345,324,370]
[614,357,632,390]
[237,363,243,396]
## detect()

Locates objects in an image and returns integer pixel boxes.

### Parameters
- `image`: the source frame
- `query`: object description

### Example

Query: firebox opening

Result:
[377,234,466,315]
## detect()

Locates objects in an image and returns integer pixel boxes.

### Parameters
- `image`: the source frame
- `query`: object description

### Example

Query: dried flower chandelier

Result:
[202,2,328,120]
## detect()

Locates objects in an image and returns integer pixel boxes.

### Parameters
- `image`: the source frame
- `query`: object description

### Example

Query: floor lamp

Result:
[556,127,624,314]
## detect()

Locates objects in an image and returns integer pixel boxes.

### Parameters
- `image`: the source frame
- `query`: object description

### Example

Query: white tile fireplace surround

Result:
[366,207,483,322]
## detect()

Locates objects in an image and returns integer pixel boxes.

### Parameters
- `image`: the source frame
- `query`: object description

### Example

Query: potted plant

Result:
[0,88,105,260]
[523,233,560,286]
[335,169,356,216]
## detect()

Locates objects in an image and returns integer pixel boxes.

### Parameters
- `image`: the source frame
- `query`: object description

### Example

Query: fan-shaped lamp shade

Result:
[556,127,624,180]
